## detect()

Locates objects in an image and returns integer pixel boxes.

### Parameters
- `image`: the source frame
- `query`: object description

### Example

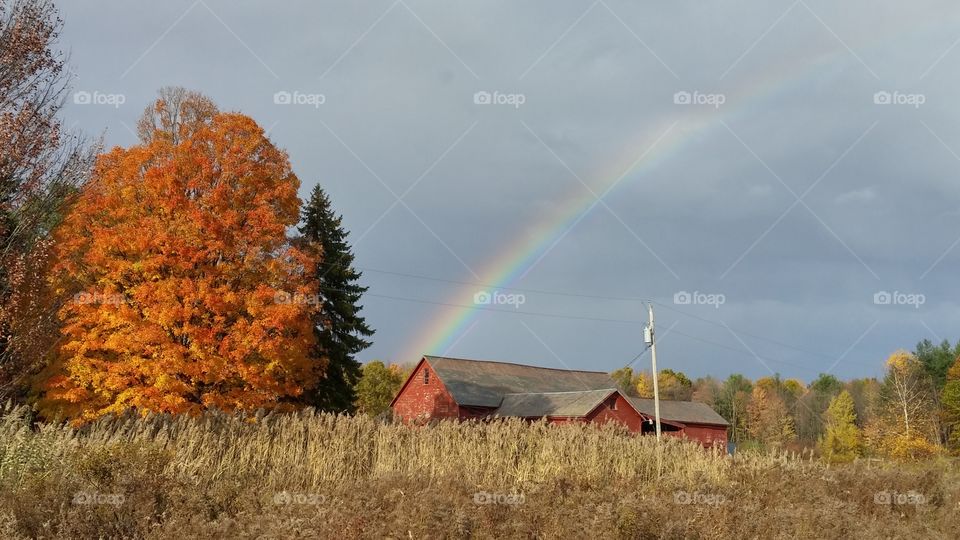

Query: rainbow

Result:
[398,40,872,363]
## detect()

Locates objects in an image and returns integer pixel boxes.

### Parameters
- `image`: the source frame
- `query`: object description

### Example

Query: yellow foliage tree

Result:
[747,386,795,448]
[866,350,940,460]
[819,390,862,463]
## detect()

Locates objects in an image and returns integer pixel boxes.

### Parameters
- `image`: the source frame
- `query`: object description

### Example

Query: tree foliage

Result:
[747,386,795,448]
[715,374,752,443]
[355,361,407,416]
[914,338,960,390]
[819,390,861,463]
[296,185,373,413]
[0,0,93,402]
[610,367,692,400]
[866,350,940,460]
[35,89,319,421]
[941,357,960,451]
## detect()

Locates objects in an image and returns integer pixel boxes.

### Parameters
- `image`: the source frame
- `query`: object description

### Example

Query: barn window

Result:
[608,398,617,411]
[423,369,430,385]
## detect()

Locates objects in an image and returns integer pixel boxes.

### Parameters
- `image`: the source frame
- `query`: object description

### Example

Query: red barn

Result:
[390,355,728,448]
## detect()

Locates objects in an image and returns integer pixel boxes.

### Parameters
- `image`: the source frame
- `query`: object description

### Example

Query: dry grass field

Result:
[1,404,957,539]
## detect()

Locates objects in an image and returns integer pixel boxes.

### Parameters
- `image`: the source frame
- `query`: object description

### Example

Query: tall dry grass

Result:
[2,404,729,490]
[1,404,957,539]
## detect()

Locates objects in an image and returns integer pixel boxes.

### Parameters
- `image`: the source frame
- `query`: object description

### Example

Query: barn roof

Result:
[424,355,616,408]
[627,397,730,426]
[495,389,617,418]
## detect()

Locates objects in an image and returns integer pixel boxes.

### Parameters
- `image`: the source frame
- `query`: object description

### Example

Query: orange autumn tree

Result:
[37,88,323,421]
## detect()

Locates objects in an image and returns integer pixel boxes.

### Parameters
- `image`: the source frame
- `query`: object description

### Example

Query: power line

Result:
[649,301,839,362]
[322,261,648,302]
[335,287,871,373]
[322,261,844,363]
[358,290,644,325]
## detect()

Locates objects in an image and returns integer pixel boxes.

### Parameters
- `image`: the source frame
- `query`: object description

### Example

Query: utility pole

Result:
[645,303,662,441]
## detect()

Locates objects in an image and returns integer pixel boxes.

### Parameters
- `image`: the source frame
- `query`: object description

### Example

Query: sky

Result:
[55,0,960,383]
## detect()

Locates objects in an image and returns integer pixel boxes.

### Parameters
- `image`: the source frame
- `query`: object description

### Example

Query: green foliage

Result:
[716,374,752,443]
[914,338,960,390]
[609,367,637,396]
[819,390,862,463]
[355,361,406,416]
[297,185,374,413]
[941,358,960,451]
[795,374,845,443]
[810,373,843,396]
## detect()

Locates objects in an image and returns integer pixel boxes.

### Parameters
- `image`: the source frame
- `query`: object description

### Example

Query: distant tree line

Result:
[611,338,960,461]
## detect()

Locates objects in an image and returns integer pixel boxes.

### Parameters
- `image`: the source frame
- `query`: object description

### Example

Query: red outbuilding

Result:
[390,355,728,448]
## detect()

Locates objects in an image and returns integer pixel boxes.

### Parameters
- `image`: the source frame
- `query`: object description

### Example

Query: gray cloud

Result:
[57,0,960,382]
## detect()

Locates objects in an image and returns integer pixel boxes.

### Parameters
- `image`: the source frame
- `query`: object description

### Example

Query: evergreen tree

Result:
[914,338,960,390]
[819,390,862,463]
[298,185,374,413]
[941,358,960,451]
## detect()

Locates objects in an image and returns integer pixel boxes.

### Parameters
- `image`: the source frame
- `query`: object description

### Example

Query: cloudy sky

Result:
[57,1,960,382]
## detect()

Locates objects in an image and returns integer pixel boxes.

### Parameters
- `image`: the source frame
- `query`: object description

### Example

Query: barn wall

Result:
[391,361,460,422]
[679,423,728,448]
[585,393,644,432]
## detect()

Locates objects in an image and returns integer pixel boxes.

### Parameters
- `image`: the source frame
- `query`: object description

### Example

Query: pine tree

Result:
[941,358,960,451]
[298,185,373,413]
[819,390,862,463]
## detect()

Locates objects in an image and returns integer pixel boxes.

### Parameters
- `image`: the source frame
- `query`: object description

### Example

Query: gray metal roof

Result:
[495,389,617,418]
[425,355,617,408]
[627,397,730,426]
